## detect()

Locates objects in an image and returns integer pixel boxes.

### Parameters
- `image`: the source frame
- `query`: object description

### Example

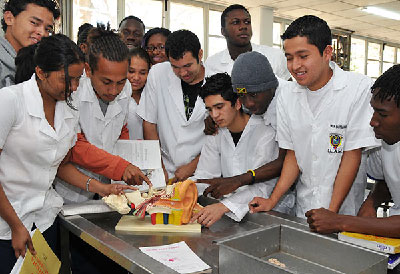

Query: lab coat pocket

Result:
[327,126,346,154]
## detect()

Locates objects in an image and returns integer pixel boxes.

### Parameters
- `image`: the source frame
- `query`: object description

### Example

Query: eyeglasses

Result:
[145,45,166,52]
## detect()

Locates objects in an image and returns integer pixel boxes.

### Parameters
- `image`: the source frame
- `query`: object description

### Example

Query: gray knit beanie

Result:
[231,51,278,93]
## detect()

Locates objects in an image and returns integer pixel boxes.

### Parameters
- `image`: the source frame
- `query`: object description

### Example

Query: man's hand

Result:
[190,203,229,227]
[122,164,152,187]
[11,224,36,258]
[201,177,242,199]
[170,161,197,184]
[248,197,277,213]
[203,115,218,135]
[305,208,342,234]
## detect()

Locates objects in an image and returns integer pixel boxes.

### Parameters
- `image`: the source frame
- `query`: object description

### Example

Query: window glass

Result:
[170,2,204,48]
[368,42,380,60]
[72,0,117,42]
[209,10,222,36]
[367,60,380,78]
[397,48,400,64]
[383,45,395,63]
[350,38,365,74]
[273,22,281,46]
[125,0,162,30]
[208,36,226,57]
[382,62,393,74]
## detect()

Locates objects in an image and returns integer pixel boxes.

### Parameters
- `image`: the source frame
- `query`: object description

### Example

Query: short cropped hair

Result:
[118,15,145,31]
[2,0,60,32]
[142,27,171,47]
[87,26,129,72]
[372,64,400,107]
[221,4,249,28]
[200,73,238,107]
[165,30,201,63]
[281,15,331,56]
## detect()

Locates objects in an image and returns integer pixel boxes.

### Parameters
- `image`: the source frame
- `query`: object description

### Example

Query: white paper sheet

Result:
[139,241,211,274]
[113,140,162,169]
[112,140,166,190]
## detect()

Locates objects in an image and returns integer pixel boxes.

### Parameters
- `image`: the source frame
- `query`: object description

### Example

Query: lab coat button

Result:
[312,154,317,161]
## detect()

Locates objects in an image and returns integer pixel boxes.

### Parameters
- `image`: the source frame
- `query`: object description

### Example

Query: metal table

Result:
[59,196,397,273]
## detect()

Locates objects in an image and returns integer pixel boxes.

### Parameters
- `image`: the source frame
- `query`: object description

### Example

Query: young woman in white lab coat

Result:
[0,34,133,274]
[126,48,151,140]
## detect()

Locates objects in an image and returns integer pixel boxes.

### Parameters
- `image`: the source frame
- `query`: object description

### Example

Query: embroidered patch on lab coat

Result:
[328,133,343,153]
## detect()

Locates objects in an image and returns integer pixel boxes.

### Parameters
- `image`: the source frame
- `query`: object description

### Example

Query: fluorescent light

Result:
[362,6,400,21]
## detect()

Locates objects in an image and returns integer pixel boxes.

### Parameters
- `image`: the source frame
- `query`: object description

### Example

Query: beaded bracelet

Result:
[247,169,256,185]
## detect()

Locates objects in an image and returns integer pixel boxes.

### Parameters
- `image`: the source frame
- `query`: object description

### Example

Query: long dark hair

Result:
[17,34,85,109]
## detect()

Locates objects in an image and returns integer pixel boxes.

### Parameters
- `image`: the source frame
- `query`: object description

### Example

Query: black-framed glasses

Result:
[145,45,166,52]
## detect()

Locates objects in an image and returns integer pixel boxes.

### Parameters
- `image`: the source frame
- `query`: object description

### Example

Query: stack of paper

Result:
[61,199,115,216]
[139,241,211,274]
[338,231,400,254]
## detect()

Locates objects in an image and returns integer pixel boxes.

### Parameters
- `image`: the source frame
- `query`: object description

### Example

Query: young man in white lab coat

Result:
[306,64,400,237]
[198,52,292,199]
[55,28,149,205]
[191,72,294,227]
[205,4,290,80]
[137,30,207,183]
[55,28,148,274]
[249,15,380,218]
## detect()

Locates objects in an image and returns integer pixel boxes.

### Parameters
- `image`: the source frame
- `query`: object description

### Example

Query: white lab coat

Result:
[367,143,400,216]
[205,43,291,80]
[0,75,79,239]
[277,62,380,217]
[137,62,207,178]
[54,77,132,204]
[193,115,295,221]
[127,97,143,140]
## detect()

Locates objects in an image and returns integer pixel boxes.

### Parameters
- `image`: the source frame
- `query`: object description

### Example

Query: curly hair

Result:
[200,73,238,107]
[372,64,400,107]
[281,15,331,56]
[142,27,171,47]
[221,4,249,28]
[2,0,60,32]
[87,25,129,72]
[165,30,201,62]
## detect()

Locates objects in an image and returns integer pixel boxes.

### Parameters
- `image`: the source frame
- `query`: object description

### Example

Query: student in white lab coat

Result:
[204,4,290,80]
[306,64,400,237]
[198,51,292,200]
[126,48,151,140]
[190,73,294,227]
[249,15,379,218]
[55,28,150,205]
[137,30,207,183]
[0,34,133,274]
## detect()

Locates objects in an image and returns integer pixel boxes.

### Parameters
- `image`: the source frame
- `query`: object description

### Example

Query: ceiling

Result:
[207,0,400,45]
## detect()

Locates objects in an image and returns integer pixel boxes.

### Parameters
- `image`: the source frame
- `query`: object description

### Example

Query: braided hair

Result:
[87,24,129,72]
[372,64,400,107]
